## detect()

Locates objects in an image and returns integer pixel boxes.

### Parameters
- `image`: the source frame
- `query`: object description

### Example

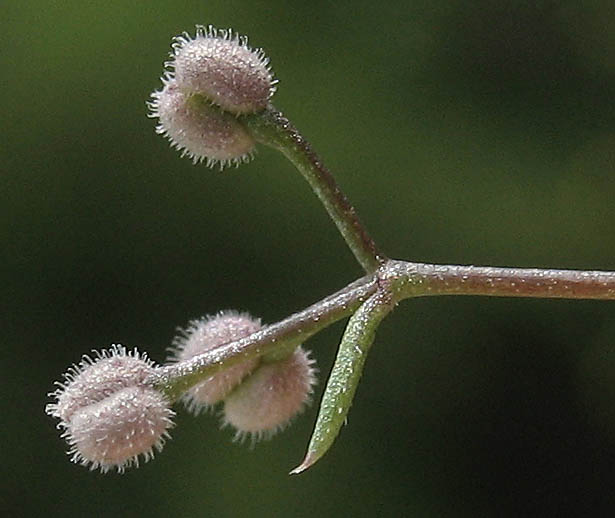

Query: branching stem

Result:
[384,260,615,301]
[154,274,378,401]
[245,107,384,273]
[154,259,615,401]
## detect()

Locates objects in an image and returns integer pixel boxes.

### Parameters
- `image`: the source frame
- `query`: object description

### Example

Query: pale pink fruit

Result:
[170,25,276,115]
[66,386,174,473]
[46,345,174,472]
[149,80,255,169]
[170,310,262,413]
[223,346,317,442]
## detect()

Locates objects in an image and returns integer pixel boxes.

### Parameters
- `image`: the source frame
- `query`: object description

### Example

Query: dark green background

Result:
[4,1,615,516]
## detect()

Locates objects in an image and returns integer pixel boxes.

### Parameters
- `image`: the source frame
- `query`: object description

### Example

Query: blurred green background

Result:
[3,1,615,516]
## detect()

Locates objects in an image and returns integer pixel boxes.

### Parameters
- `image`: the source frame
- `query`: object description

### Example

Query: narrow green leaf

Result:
[291,292,392,474]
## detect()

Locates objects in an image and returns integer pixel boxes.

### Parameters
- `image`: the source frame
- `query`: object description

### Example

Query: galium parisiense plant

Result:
[46,25,615,474]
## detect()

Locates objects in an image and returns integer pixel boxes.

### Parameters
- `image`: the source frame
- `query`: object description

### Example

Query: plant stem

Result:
[154,259,615,402]
[245,107,384,273]
[153,274,378,401]
[384,260,615,301]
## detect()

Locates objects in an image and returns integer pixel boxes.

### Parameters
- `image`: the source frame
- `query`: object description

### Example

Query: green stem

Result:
[153,274,378,401]
[148,258,615,473]
[153,259,615,403]
[383,260,615,301]
[244,107,384,273]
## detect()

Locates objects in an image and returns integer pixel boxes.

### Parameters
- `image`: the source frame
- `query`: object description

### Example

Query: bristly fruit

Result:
[148,81,256,169]
[170,25,276,115]
[66,385,174,473]
[222,346,317,443]
[169,310,262,413]
[46,345,174,473]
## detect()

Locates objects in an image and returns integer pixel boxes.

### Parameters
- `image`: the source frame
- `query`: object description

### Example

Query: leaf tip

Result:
[289,451,318,475]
